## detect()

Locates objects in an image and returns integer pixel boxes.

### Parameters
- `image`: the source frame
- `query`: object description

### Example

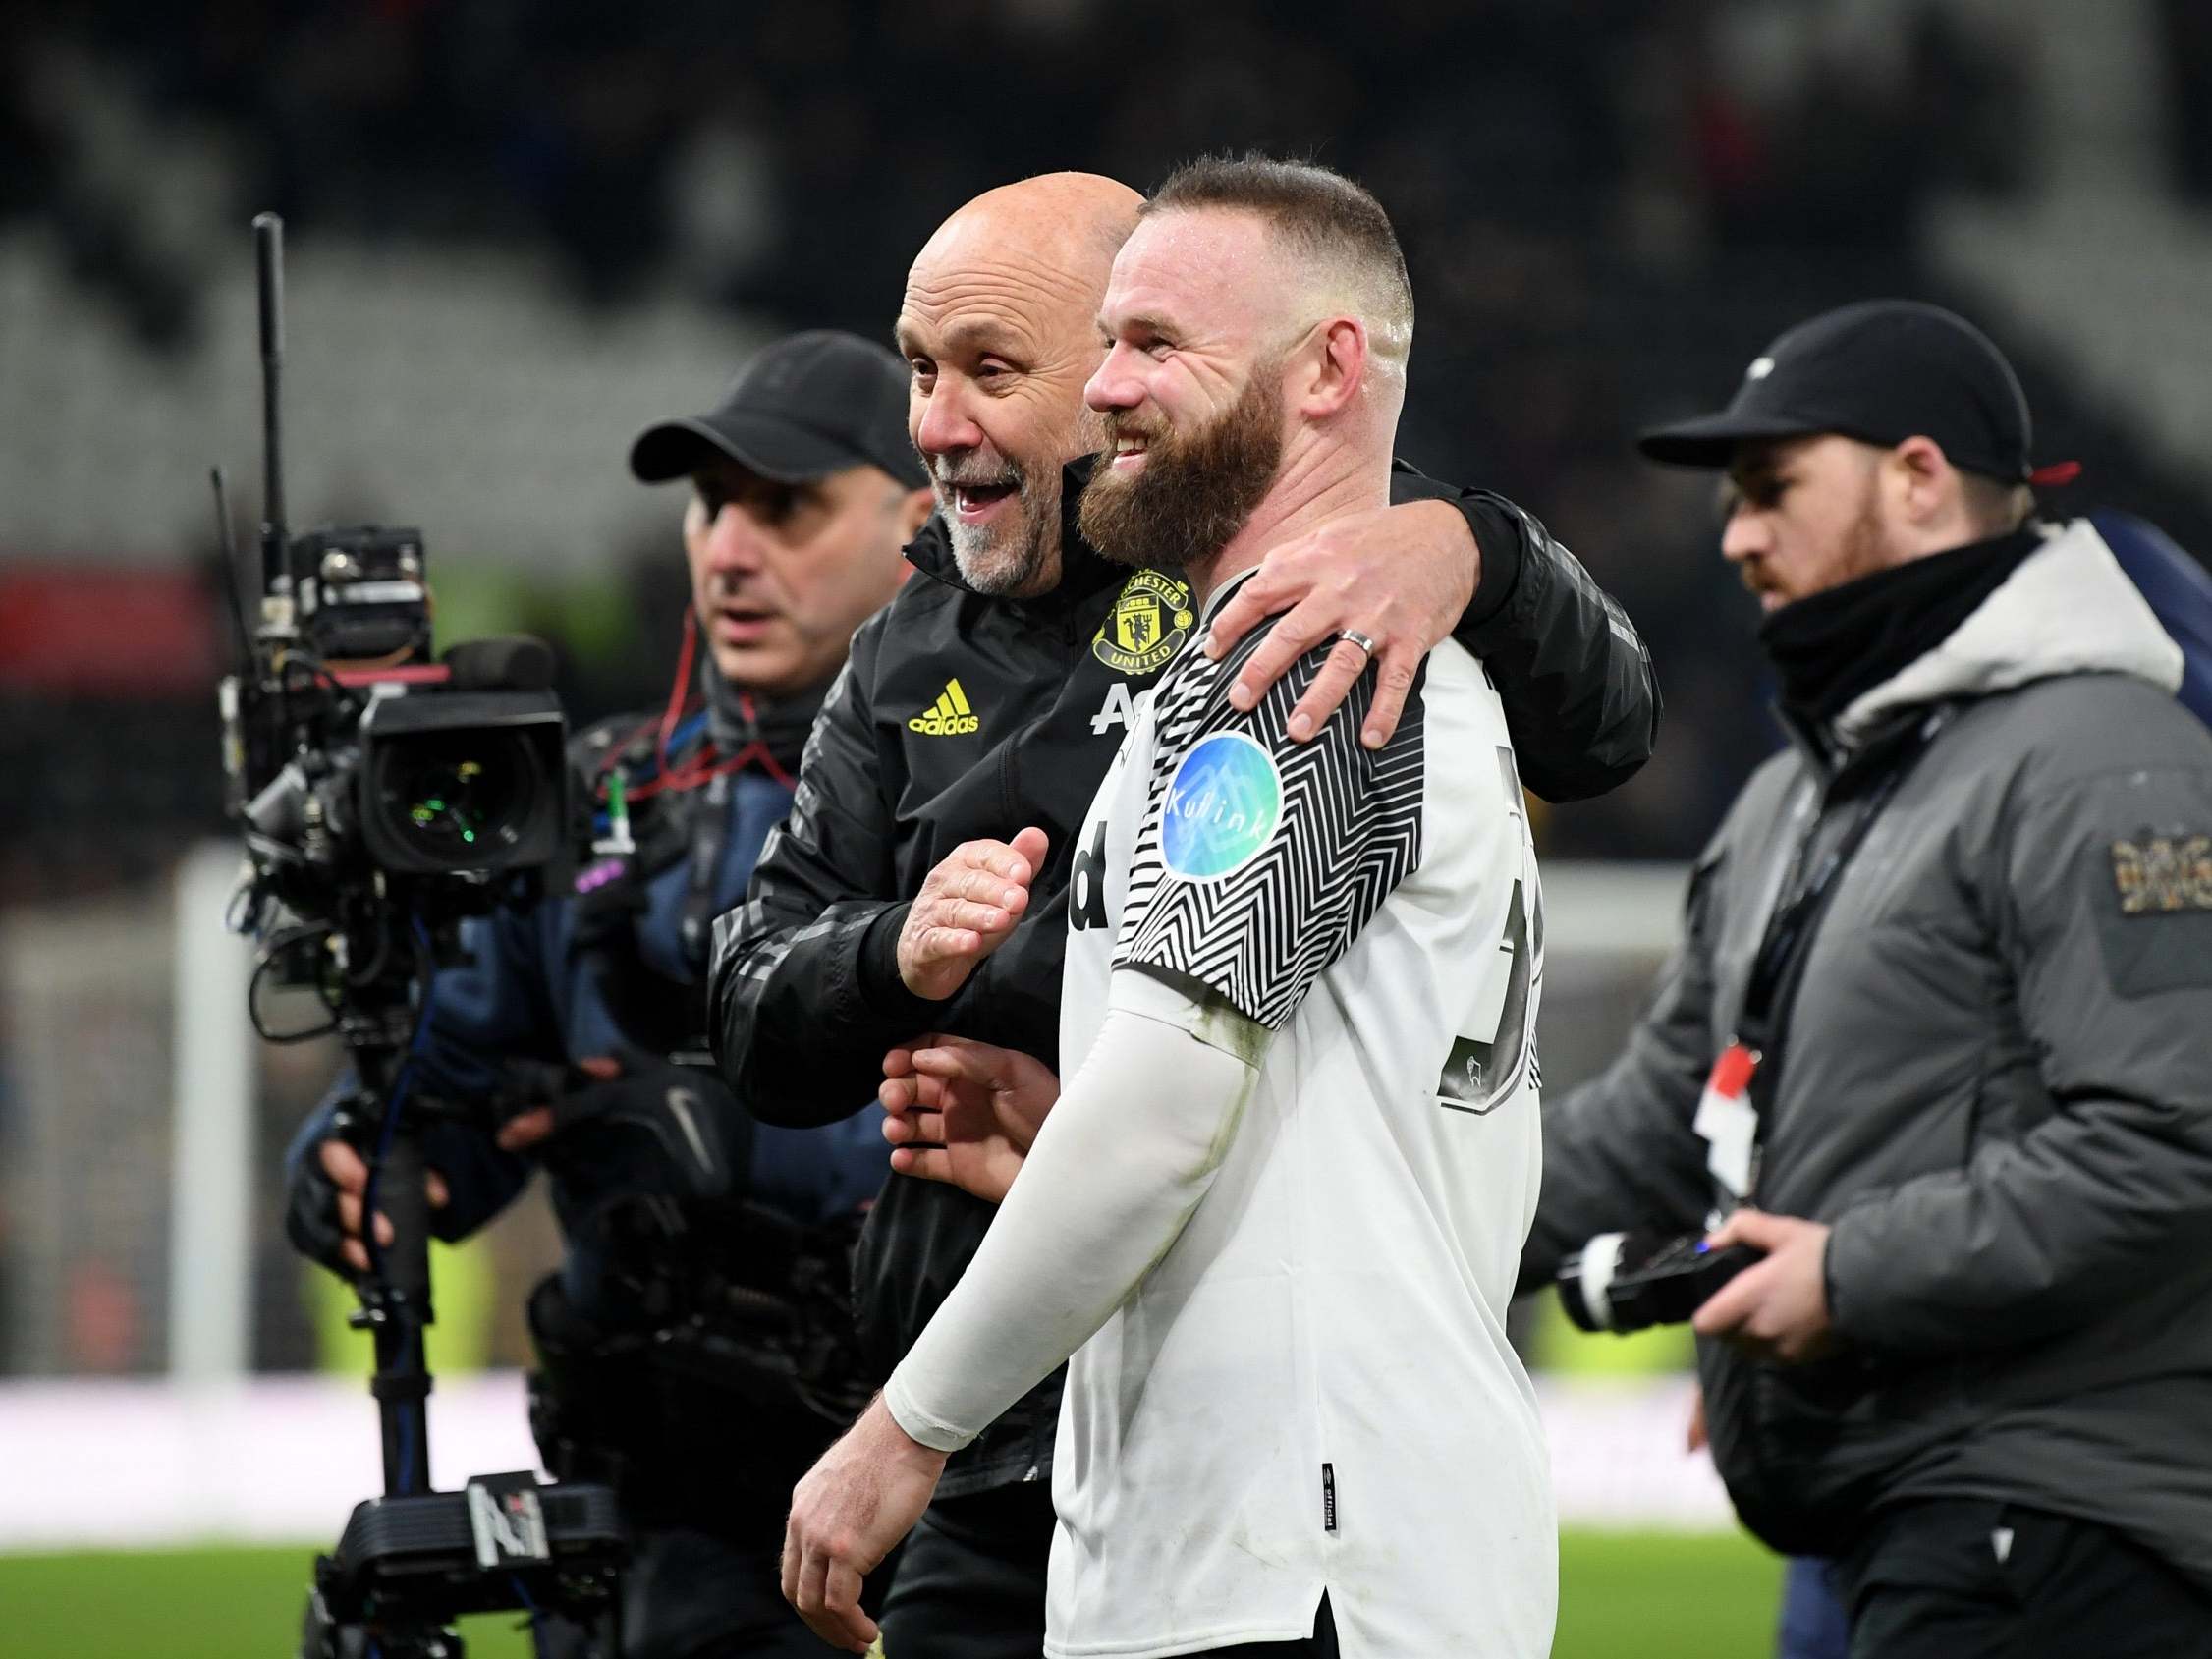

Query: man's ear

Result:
[1890,435,1957,526]
[1300,317,1368,419]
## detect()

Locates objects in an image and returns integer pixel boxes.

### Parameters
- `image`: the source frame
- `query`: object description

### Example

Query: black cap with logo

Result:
[1638,300,2073,485]
[630,329,924,489]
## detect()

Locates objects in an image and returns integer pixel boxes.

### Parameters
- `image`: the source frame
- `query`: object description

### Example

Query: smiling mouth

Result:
[950,482,1016,517]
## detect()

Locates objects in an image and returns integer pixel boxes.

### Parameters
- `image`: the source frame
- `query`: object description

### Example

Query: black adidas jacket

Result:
[707,462,1658,1492]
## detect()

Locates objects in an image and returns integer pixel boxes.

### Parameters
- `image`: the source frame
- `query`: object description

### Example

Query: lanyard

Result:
[1737,747,1916,1051]
[1696,707,1951,1205]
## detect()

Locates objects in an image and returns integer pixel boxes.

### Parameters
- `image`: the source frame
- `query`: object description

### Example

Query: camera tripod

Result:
[297,976,628,1659]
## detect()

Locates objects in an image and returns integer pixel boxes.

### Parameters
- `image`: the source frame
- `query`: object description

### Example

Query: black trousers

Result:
[878,1481,1056,1659]
[532,1523,863,1659]
[877,1480,1339,1659]
[1839,1500,2212,1659]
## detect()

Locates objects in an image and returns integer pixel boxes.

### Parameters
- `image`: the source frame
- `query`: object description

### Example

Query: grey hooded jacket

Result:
[1523,518,2212,1584]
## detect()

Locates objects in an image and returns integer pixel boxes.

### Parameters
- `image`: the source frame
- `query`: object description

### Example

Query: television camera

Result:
[217,212,626,1658]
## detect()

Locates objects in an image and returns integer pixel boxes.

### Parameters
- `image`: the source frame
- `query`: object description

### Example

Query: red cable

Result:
[594,612,796,802]
[657,609,700,765]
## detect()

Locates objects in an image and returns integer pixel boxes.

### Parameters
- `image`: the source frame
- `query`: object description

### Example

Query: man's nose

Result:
[1083,344,1144,414]
[913,378,985,459]
[704,503,768,573]
[1720,507,1769,562]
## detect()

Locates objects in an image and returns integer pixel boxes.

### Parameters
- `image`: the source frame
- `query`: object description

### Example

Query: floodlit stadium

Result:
[5,3,2211,1656]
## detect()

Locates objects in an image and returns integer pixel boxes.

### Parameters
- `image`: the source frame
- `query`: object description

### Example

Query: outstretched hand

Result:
[880,1033,1061,1203]
[1205,497,1478,749]
[896,827,1050,1001]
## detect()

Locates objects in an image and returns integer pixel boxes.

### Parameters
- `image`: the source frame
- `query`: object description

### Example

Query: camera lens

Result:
[372,731,538,868]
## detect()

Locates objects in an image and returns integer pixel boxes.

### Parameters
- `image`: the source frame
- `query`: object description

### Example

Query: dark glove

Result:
[283,1119,454,1281]
[536,1045,750,1219]
[284,1139,351,1275]
[535,1047,753,1329]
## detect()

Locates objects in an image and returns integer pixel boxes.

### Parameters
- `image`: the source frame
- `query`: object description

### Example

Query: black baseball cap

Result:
[629,329,924,489]
[1638,300,2073,485]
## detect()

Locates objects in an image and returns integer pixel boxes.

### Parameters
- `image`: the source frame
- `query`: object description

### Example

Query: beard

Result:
[931,451,1059,596]
[1078,368,1284,573]
[1742,470,1900,609]
[1830,479,1897,588]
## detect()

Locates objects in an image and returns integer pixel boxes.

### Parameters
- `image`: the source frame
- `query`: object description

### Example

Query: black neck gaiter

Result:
[696,649,824,776]
[1759,525,2041,730]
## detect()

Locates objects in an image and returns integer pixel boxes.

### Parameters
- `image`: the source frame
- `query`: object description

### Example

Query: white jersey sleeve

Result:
[1113,602,1423,1030]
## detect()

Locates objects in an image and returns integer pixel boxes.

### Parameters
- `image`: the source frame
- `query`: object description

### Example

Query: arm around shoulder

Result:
[1444,485,1662,803]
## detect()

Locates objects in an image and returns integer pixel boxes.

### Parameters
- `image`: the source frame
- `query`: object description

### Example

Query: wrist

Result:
[880,1371,977,1460]
[861,904,948,1013]
[873,1386,959,1464]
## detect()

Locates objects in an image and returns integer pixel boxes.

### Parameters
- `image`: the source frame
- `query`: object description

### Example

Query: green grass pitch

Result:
[0,1530,1781,1656]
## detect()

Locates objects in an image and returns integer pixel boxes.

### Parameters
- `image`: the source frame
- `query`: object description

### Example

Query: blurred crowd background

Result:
[1,0,2208,1384]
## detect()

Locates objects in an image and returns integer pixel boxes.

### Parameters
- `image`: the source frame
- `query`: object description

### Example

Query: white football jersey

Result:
[1048,569,1556,1659]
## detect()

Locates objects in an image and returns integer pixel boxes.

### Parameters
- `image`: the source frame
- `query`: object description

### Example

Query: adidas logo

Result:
[909,677,980,736]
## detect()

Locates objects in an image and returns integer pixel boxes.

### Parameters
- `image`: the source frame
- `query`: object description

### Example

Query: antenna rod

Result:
[210,465,251,666]
[253,212,290,610]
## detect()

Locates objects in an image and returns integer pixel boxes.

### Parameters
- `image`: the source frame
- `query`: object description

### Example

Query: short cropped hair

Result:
[1144,154,1414,368]
[1960,470,2036,536]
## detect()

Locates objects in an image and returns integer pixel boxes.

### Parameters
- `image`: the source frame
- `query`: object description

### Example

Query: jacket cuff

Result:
[1822,1211,1864,1344]
[857,901,945,1027]
[1459,494,1527,630]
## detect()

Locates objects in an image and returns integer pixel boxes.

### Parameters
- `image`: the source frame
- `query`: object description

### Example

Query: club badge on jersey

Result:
[1091,570,1195,676]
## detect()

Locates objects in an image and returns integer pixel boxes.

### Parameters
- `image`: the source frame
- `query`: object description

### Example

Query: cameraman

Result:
[283,330,933,1659]
[1521,301,2212,1657]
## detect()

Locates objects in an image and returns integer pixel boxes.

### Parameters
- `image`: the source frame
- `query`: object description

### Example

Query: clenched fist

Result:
[897,826,1049,1001]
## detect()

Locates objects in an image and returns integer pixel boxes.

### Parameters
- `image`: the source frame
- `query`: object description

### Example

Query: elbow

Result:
[743,1083,855,1131]
[721,1024,871,1129]
[1522,761,1626,806]
[711,1027,830,1129]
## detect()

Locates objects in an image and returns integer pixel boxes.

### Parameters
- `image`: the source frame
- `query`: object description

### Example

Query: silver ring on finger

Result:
[1336,629,1379,658]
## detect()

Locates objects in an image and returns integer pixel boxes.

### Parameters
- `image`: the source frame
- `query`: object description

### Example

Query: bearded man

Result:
[1523,300,2212,1659]
[779,157,1558,1659]
[714,169,1653,1659]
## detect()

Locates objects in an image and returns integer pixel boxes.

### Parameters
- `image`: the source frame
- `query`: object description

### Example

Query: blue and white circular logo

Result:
[1161,732,1283,881]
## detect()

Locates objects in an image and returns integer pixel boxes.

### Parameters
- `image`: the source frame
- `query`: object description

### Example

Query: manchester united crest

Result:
[1092,570,1195,675]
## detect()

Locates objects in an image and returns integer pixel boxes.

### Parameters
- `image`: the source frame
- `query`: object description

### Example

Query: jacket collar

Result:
[1831,517,2184,747]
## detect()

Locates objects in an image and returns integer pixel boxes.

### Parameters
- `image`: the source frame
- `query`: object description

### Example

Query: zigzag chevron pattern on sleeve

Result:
[1114,600,1424,1030]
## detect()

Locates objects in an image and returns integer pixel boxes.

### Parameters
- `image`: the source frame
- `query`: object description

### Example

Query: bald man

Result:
[713,169,1651,1658]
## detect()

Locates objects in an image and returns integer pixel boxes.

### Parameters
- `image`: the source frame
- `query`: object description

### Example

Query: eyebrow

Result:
[898,318,1028,359]
[1100,310,1177,341]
